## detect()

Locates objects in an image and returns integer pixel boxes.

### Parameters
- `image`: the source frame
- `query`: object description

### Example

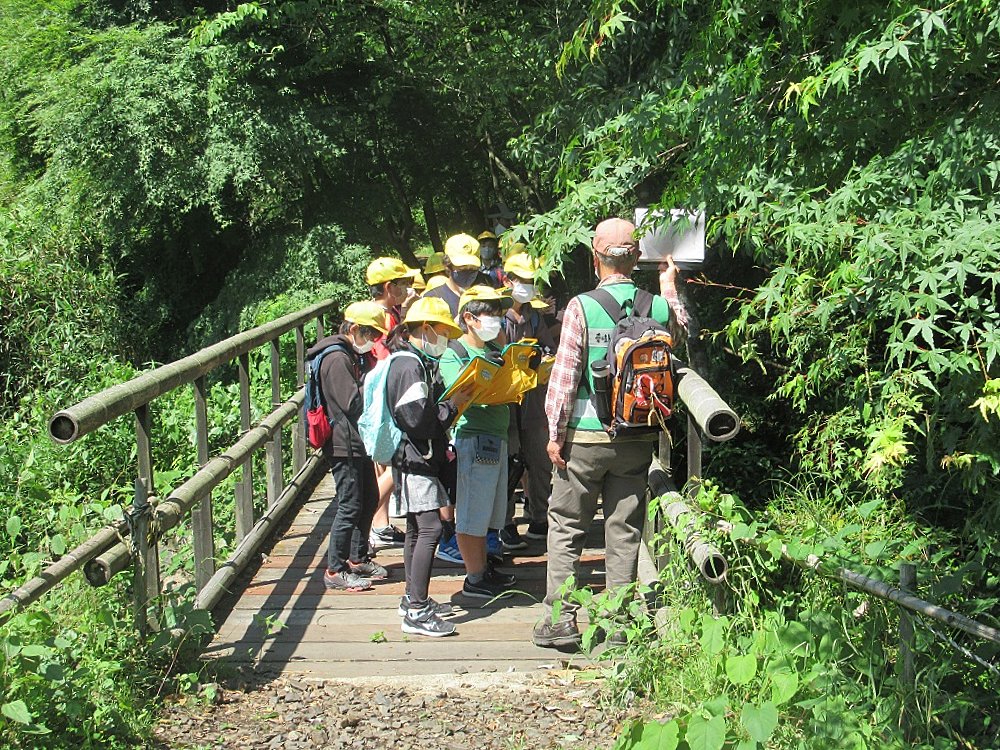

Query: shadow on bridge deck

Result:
[203,472,607,681]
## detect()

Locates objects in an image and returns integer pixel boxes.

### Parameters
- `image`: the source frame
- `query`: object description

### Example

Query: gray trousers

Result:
[543,439,654,621]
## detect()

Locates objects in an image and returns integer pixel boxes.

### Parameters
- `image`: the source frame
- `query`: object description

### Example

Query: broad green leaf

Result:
[740,702,779,743]
[725,653,758,685]
[685,712,726,750]
[2,700,32,725]
[770,669,800,705]
[50,534,66,556]
[626,719,680,750]
[700,615,729,656]
[6,515,21,540]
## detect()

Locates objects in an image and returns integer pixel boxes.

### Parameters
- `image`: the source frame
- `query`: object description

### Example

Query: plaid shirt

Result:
[544,274,685,443]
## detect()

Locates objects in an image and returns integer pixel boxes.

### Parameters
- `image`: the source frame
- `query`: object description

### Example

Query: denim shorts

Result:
[454,434,508,537]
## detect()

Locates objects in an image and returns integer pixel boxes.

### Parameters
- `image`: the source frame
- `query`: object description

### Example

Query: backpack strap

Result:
[309,343,350,410]
[585,287,656,322]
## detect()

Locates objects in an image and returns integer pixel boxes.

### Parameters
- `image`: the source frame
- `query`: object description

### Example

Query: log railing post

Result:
[292,324,306,472]
[686,412,703,493]
[132,404,160,635]
[266,338,284,507]
[899,563,917,740]
[235,353,254,541]
[192,376,215,591]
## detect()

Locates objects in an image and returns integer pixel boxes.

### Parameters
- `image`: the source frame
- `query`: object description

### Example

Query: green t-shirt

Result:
[438,340,511,438]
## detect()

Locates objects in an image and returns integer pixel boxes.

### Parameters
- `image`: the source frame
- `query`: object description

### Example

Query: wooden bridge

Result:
[203,472,605,679]
[1,300,636,683]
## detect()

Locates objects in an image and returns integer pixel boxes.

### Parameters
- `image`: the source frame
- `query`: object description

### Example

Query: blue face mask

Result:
[451,269,479,289]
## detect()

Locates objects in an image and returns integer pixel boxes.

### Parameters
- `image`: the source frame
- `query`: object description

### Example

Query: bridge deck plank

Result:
[206,472,607,679]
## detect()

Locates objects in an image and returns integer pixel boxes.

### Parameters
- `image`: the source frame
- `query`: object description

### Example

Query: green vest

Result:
[568,282,671,432]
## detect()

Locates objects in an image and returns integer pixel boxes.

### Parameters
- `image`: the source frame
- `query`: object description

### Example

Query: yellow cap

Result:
[424,252,446,275]
[412,271,426,290]
[477,230,497,241]
[343,300,390,334]
[403,297,463,339]
[425,274,449,291]
[458,284,514,315]
[528,297,549,310]
[444,233,481,268]
[504,252,539,280]
[367,257,419,285]
[500,237,526,260]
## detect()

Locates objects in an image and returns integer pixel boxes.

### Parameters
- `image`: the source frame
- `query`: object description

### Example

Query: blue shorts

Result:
[454,434,508,537]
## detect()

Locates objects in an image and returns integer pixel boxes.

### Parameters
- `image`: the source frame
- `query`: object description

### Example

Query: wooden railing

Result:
[640,370,999,736]
[0,299,339,633]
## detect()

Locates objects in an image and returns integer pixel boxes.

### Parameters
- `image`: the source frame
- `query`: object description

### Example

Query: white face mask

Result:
[354,339,375,354]
[421,329,448,358]
[475,315,502,342]
[510,281,535,303]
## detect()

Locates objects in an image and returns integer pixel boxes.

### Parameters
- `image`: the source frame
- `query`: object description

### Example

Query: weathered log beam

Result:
[49,300,335,444]
[0,521,126,615]
[84,393,305,586]
[676,367,740,442]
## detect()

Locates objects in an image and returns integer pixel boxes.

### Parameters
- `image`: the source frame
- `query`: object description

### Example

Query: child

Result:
[438,285,518,599]
[315,301,391,592]
[384,297,474,635]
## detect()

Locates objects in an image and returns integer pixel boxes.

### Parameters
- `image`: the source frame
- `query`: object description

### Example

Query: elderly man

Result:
[533,217,680,649]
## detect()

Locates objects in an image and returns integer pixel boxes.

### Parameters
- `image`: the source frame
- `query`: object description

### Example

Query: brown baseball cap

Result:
[592,218,638,257]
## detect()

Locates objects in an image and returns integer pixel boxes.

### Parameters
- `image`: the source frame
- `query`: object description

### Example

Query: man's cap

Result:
[444,233,481,268]
[403,297,463,339]
[424,252,446,275]
[343,300,390,334]
[477,230,498,241]
[458,284,514,316]
[504,252,539,280]
[425,274,449,291]
[592,218,639,258]
[367,257,419,285]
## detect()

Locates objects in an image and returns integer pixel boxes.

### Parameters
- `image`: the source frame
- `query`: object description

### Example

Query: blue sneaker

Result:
[486,530,504,559]
[435,534,463,564]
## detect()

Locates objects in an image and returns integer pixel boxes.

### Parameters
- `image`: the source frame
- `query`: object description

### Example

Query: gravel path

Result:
[152,669,643,750]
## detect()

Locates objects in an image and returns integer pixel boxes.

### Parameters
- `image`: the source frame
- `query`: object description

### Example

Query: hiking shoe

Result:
[401,604,457,637]
[532,618,581,649]
[463,576,512,600]
[369,524,406,551]
[485,564,516,587]
[397,594,455,617]
[349,559,389,579]
[499,524,528,551]
[323,569,372,592]
[524,522,548,540]
[435,534,464,564]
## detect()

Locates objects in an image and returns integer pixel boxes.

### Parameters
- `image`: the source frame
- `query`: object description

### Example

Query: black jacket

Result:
[386,342,457,476]
[306,334,368,459]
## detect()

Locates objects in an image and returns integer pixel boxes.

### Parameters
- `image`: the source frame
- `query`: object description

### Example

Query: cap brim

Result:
[449,252,481,268]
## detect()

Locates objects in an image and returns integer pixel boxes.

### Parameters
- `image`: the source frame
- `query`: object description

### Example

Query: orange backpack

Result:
[587,289,676,438]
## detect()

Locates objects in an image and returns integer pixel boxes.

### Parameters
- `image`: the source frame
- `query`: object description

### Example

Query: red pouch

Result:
[307,405,331,449]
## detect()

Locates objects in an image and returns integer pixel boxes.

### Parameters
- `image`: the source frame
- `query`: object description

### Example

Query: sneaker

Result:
[323,569,372,592]
[401,604,457,637]
[463,575,512,600]
[349,559,389,579]
[369,524,406,551]
[524,522,548,540]
[486,529,504,557]
[435,535,464,564]
[485,563,516,587]
[499,524,528,551]
[397,594,455,617]
[532,618,581,649]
